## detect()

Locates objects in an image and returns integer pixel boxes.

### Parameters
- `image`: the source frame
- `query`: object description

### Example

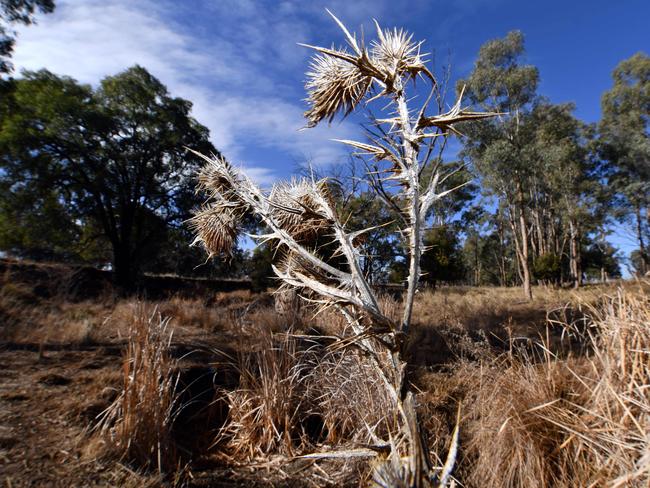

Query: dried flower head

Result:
[275,250,311,281]
[301,12,437,128]
[197,160,234,196]
[190,205,239,257]
[370,24,429,85]
[268,179,332,242]
[274,247,342,299]
[194,155,246,208]
[304,52,372,127]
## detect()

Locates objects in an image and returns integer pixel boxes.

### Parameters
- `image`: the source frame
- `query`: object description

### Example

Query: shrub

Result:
[532,253,561,284]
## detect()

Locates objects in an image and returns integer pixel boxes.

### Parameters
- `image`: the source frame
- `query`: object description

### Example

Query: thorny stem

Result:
[391,80,433,487]
[313,190,381,314]
[395,82,422,340]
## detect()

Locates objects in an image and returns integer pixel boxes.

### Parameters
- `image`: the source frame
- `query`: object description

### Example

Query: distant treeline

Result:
[0,258,252,300]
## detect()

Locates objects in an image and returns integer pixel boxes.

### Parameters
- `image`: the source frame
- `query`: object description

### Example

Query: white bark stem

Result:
[395,86,422,337]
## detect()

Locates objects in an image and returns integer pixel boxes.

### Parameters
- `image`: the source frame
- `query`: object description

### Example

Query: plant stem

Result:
[395,85,422,338]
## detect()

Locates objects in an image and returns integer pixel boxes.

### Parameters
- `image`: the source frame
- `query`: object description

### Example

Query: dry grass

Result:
[218,330,311,460]
[417,283,650,488]
[0,280,105,344]
[459,356,580,487]
[93,307,180,473]
[549,289,650,487]
[216,307,397,464]
[413,284,611,334]
[306,350,395,446]
[2,266,648,486]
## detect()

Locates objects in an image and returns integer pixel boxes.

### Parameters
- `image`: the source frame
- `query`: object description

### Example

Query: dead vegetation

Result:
[415,283,650,488]
[0,261,647,486]
[93,308,180,473]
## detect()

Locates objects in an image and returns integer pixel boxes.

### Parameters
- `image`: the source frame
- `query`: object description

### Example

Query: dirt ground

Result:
[0,346,249,488]
[0,347,125,487]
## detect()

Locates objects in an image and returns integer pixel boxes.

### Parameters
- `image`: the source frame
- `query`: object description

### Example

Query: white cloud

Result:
[237,166,277,188]
[11,0,362,182]
[15,1,213,84]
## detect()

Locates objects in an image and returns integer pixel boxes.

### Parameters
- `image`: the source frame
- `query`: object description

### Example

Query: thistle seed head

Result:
[269,179,332,242]
[304,51,372,127]
[196,156,239,200]
[370,26,428,83]
[301,15,437,127]
[190,205,239,257]
[275,248,337,288]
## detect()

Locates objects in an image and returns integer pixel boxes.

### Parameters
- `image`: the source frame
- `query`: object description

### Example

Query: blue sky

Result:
[11,0,650,265]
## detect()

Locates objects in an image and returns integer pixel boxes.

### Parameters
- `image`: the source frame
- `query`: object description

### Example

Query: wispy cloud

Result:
[11,0,373,184]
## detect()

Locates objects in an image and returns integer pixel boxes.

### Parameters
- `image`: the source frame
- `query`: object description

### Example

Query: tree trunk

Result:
[474,234,480,286]
[531,206,544,258]
[519,208,532,300]
[575,228,582,287]
[568,219,582,288]
[497,217,507,286]
[635,203,648,274]
[111,202,139,292]
[509,191,533,301]
[113,245,135,291]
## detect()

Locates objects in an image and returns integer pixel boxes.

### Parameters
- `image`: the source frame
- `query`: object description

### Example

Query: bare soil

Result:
[0,347,124,487]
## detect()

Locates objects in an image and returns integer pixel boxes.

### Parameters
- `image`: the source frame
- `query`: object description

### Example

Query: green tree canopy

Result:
[0,66,217,287]
[420,225,465,287]
[600,52,650,272]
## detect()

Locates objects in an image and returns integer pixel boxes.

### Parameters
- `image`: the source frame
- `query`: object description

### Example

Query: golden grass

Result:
[551,289,650,487]
[306,349,395,446]
[458,357,580,487]
[418,283,650,488]
[218,330,310,460]
[2,269,647,486]
[93,307,179,473]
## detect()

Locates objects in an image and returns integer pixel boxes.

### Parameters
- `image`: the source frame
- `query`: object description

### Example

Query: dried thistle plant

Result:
[191,10,497,487]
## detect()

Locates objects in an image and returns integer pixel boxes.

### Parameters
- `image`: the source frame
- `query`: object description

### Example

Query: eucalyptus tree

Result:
[459,31,539,299]
[532,101,605,287]
[191,12,495,486]
[600,52,650,274]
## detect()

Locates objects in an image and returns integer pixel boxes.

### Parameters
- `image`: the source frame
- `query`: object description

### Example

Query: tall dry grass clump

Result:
[549,289,650,487]
[218,320,398,464]
[452,287,650,488]
[306,349,396,445]
[461,357,578,488]
[218,332,312,460]
[94,308,179,473]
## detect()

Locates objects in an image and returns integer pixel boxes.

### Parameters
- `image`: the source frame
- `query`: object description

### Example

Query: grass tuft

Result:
[94,306,180,473]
